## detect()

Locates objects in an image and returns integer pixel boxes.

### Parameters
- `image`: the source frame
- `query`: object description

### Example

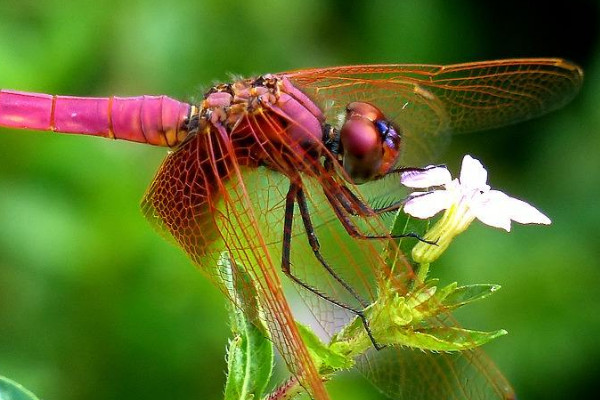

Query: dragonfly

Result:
[0,58,583,399]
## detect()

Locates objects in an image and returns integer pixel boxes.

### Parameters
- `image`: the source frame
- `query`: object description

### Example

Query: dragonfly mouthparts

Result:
[322,123,341,157]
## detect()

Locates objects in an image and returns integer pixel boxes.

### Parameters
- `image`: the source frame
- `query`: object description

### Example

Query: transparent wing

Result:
[141,122,515,399]
[358,347,514,400]
[136,59,581,398]
[272,170,516,400]
[284,58,583,166]
[141,123,330,400]
[233,112,517,399]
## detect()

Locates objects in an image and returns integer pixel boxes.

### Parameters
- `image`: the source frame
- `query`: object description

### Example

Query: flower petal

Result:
[470,190,551,231]
[404,190,452,219]
[400,165,452,188]
[470,190,514,231]
[505,196,552,225]
[459,155,488,189]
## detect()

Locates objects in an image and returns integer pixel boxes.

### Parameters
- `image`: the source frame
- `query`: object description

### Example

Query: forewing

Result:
[285,58,583,166]
[136,60,561,399]
[232,105,517,399]
[141,126,330,400]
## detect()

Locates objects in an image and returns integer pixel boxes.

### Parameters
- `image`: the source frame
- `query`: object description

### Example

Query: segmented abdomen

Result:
[0,90,190,147]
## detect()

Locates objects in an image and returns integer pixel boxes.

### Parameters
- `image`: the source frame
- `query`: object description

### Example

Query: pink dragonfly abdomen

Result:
[0,90,191,147]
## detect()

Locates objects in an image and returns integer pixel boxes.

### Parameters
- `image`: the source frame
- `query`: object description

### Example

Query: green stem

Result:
[412,202,474,264]
[416,262,430,282]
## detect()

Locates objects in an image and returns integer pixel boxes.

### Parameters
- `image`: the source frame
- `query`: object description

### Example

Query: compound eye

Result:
[340,119,379,159]
[339,102,402,184]
[340,117,382,184]
[346,102,385,122]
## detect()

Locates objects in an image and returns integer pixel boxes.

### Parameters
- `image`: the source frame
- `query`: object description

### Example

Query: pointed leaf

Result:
[296,322,354,374]
[433,281,458,303]
[379,326,507,352]
[218,253,274,400]
[442,284,501,310]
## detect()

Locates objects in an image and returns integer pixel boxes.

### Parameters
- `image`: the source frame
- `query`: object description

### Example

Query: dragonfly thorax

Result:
[192,75,327,177]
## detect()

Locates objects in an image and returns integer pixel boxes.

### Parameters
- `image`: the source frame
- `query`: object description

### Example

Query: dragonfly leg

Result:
[325,184,435,244]
[334,165,446,216]
[281,181,384,349]
[339,184,402,215]
[295,184,370,308]
[282,181,369,308]
[364,165,448,213]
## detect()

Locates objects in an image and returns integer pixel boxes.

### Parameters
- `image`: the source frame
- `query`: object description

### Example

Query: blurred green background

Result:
[0,0,598,399]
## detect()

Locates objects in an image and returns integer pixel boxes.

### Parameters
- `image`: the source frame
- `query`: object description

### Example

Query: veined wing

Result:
[240,166,517,400]
[358,346,514,400]
[140,71,523,399]
[141,122,330,399]
[225,117,517,398]
[269,171,516,400]
[284,58,583,166]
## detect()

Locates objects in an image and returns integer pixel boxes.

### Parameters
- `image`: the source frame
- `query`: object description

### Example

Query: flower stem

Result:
[416,262,430,282]
[412,202,474,264]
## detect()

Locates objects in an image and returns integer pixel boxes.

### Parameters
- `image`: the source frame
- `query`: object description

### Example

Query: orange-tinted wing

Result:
[138,60,577,399]
[284,58,583,166]
[269,173,517,400]
[231,108,517,399]
[140,121,514,400]
[141,123,330,399]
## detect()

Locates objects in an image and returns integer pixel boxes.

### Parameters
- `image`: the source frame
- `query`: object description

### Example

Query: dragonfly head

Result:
[339,102,401,184]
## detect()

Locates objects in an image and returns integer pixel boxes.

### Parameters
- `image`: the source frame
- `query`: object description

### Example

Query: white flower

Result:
[400,155,551,264]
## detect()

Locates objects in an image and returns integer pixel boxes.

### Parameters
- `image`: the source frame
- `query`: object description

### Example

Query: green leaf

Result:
[406,280,438,309]
[378,326,508,352]
[296,322,354,374]
[331,279,507,357]
[433,281,457,303]
[218,253,274,400]
[442,284,501,310]
[0,376,41,400]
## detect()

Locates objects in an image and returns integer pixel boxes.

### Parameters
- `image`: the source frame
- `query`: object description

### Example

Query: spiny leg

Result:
[282,181,369,307]
[281,181,384,350]
[323,179,434,243]
[333,165,445,216]
[295,184,369,308]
